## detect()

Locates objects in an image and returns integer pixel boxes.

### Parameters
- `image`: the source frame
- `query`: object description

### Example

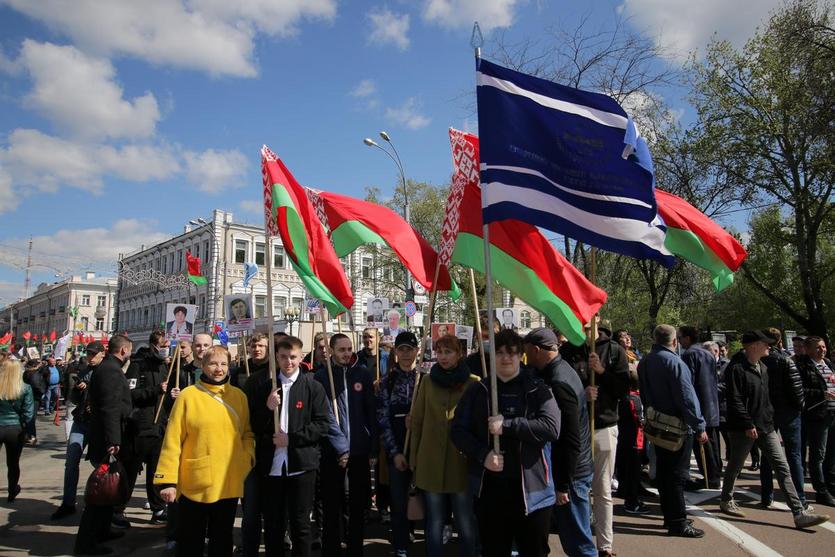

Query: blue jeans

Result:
[807,412,835,495]
[554,473,596,557]
[388,461,412,554]
[761,413,806,505]
[423,491,476,557]
[62,420,88,507]
[44,384,61,413]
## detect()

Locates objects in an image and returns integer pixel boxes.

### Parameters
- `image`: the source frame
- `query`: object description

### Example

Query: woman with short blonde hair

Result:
[0,359,35,502]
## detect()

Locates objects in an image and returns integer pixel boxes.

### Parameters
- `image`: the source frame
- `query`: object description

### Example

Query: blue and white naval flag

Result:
[476,58,675,266]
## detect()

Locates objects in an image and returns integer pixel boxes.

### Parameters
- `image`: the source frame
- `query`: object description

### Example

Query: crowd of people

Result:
[1,319,835,556]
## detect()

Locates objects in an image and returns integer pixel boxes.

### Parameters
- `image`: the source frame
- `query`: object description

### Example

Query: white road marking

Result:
[738,488,835,534]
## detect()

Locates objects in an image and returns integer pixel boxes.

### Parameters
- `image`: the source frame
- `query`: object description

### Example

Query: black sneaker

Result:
[7,484,21,503]
[684,480,705,492]
[111,513,131,529]
[151,510,168,524]
[624,501,651,515]
[815,492,835,506]
[668,524,705,538]
[52,504,77,520]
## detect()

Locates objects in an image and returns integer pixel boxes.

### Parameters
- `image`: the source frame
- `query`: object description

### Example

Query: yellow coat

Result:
[154,380,255,503]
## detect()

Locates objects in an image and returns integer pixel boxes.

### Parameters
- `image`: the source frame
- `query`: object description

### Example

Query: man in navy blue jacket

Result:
[679,326,721,489]
[314,333,378,557]
[639,324,707,538]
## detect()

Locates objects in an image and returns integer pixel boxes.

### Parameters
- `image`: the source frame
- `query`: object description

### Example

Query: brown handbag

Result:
[85,455,130,506]
[406,484,424,521]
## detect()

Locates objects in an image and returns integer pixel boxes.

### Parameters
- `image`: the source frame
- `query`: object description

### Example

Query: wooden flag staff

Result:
[319,309,340,427]
[469,269,487,380]
[154,343,181,424]
[242,333,251,377]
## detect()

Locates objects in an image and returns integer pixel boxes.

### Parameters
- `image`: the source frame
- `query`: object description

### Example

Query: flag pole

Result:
[242,333,251,377]
[469,269,488,378]
[473,28,500,455]
[320,309,340,426]
[154,343,181,424]
[375,328,381,383]
[588,247,598,460]
[417,264,442,369]
[265,242,280,432]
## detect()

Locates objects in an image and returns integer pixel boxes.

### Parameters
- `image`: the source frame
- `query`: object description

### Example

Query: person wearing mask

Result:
[451,329,560,557]
[52,342,106,520]
[409,334,480,557]
[759,328,807,509]
[156,345,255,557]
[246,335,330,557]
[638,325,708,538]
[523,328,595,557]
[74,335,134,555]
[375,332,421,557]
[796,335,835,506]
[720,330,829,529]
[22,359,45,445]
[124,329,174,527]
[582,322,629,557]
[0,359,34,503]
[678,326,721,490]
[314,333,378,557]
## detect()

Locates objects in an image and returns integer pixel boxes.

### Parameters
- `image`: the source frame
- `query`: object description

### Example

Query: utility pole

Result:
[23,236,32,298]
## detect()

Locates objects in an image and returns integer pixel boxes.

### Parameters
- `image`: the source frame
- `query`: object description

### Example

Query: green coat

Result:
[409,371,480,493]
[0,383,34,427]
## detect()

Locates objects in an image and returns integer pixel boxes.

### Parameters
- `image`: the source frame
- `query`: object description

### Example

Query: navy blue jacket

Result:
[681,344,720,427]
[314,356,379,457]
[638,345,705,434]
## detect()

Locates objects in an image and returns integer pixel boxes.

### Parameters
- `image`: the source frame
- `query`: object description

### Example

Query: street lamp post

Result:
[284,305,300,336]
[363,131,413,328]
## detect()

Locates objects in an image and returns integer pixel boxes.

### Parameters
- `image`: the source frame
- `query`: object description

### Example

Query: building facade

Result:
[0,272,118,345]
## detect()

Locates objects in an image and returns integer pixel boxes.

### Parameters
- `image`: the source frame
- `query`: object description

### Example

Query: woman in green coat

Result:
[0,359,35,502]
[409,334,479,556]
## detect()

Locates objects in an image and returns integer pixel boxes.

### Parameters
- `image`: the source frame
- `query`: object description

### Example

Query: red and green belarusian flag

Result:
[305,188,459,297]
[656,190,747,292]
[261,145,354,316]
[447,129,607,346]
[186,250,208,285]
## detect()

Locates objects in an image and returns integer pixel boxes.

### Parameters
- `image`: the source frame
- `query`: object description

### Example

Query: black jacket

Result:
[230,357,269,390]
[797,355,835,421]
[763,348,805,419]
[244,368,331,475]
[24,365,47,398]
[723,352,774,433]
[125,348,170,437]
[356,348,379,379]
[535,356,592,492]
[574,335,629,430]
[87,354,132,463]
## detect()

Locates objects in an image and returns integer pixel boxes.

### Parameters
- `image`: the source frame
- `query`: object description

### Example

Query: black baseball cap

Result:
[394,331,418,348]
[524,328,560,350]
[741,330,776,345]
[86,341,106,355]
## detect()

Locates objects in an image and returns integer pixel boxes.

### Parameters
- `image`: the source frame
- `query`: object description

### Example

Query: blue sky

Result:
[0,0,784,303]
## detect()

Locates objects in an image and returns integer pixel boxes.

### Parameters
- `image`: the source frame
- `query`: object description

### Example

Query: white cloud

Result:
[239,200,263,214]
[368,7,410,50]
[1,0,338,77]
[184,148,248,194]
[423,0,520,31]
[0,129,180,197]
[385,98,431,130]
[0,281,25,305]
[350,79,377,98]
[20,40,160,140]
[618,0,783,61]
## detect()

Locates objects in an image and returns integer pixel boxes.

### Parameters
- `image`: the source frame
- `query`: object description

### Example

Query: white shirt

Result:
[269,369,303,476]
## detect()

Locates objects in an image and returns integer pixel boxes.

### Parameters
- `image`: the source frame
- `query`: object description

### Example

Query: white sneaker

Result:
[442,525,453,544]
[143,500,151,510]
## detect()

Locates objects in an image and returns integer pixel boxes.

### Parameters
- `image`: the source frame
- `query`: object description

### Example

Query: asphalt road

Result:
[2,414,835,556]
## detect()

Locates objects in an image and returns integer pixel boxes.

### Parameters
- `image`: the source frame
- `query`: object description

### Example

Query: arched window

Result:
[521,310,532,329]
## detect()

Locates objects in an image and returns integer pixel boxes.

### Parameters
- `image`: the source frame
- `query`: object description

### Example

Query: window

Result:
[97,295,106,307]
[273,245,286,268]
[95,318,104,331]
[199,295,206,318]
[81,294,91,306]
[143,308,149,326]
[81,317,89,330]
[361,257,372,279]
[254,295,267,318]
[163,256,168,274]
[521,310,532,329]
[204,241,210,264]
[178,251,183,271]
[255,242,266,266]
[194,244,200,259]
[235,239,248,263]
[170,253,175,272]
[292,297,304,313]
[274,296,287,317]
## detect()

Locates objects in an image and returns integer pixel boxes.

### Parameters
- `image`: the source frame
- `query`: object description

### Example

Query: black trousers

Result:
[616,444,643,504]
[262,471,317,557]
[0,424,24,491]
[656,433,694,529]
[475,477,551,557]
[128,435,164,512]
[177,495,238,557]
[320,454,371,557]
[694,426,722,484]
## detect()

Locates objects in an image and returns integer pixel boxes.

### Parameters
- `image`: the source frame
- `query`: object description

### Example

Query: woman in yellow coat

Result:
[155,345,254,556]
[409,334,480,556]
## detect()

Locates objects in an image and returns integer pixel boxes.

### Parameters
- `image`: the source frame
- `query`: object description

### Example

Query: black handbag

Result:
[85,455,130,506]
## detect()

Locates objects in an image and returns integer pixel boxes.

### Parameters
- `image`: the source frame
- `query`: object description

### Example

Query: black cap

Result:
[394,331,418,348]
[741,330,776,345]
[86,341,105,355]
[524,328,560,350]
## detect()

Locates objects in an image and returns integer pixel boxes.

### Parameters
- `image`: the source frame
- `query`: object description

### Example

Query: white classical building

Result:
[0,272,118,345]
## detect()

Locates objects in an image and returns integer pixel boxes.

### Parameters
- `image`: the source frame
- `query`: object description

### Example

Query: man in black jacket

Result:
[524,328,595,557]
[356,327,380,380]
[720,330,829,529]
[759,328,809,508]
[74,335,133,555]
[124,330,172,526]
[244,335,330,557]
[797,335,835,506]
[314,333,378,557]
